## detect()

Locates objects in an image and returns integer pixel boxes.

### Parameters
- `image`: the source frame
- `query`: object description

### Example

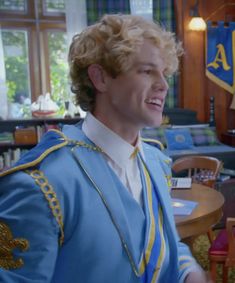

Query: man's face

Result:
[94,40,169,134]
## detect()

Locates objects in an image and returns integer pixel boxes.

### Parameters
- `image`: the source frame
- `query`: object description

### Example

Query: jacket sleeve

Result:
[177,241,203,283]
[0,171,60,282]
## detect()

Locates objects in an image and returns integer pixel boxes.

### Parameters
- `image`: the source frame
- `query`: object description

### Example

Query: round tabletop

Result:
[171,183,225,240]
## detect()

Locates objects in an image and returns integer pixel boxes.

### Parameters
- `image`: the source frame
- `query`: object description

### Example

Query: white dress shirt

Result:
[82,112,143,205]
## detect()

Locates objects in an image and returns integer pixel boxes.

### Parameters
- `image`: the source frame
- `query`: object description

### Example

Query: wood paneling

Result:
[175,0,235,138]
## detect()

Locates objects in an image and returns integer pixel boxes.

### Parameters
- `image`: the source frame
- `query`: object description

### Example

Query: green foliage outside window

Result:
[48,31,69,115]
[2,30,29,103]
[2,29,69,117]
[46,0,65,12]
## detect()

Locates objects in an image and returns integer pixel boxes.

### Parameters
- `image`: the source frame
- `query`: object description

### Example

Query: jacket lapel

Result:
[142,144,178,242]
[63,125,144,272]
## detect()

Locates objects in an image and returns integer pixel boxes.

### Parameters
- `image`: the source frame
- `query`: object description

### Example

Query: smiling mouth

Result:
[145,98,163,107]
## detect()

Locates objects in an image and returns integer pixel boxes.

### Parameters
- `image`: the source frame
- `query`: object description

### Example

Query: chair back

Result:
[226,217,235,267]
[172,155,222,188]
[209,217,235,282]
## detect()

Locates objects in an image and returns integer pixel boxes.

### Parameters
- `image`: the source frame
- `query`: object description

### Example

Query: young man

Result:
[0,14,208,282]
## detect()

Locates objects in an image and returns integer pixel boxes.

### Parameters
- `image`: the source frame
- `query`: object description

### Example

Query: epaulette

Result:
[0,129,68,178]
[141,138,165,151]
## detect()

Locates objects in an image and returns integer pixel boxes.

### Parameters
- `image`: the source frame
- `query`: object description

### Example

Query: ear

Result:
[87,64,107,92]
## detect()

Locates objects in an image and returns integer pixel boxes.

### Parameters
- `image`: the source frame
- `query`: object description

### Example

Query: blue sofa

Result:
[141,125,235,170]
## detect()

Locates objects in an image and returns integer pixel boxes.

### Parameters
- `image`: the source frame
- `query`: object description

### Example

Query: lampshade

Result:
[189,17,206,31]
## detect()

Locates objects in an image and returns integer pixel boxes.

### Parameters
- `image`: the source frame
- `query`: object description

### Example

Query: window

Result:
[0,0,68,118]
[130,0,153,20]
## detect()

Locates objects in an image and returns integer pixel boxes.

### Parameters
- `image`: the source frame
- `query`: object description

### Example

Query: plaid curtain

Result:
[86,0,130,25]
[153,0,178,108]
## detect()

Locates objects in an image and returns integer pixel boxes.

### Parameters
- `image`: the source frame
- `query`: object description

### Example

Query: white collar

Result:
[82,112,144,167]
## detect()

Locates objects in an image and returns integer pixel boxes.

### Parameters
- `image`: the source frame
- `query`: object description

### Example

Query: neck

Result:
[92,110,140,146]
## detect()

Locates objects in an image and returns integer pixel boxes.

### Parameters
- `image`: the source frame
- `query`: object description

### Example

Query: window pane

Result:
[45,0,65,13]
[48,31,68,113]
[2,29,31,118]
[130,0,153,20]
[0,0,26,12]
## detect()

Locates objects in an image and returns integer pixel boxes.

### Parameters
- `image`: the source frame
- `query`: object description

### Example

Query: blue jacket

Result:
[0,123,199,282]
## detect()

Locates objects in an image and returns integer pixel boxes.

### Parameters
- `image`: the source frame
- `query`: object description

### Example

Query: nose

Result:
[152,74,169,93]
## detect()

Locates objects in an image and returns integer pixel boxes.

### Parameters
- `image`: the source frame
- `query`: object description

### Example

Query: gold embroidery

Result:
[130,147,139,159]
[26,170,64,246]
[44,129,103,152]
[164,159,171,165]
[67,140,103,152]
[0,222,29,269]
[141,138,164,150]
[165,175,172,191]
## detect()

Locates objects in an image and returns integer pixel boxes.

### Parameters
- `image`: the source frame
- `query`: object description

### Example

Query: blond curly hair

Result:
[68,14,182,112]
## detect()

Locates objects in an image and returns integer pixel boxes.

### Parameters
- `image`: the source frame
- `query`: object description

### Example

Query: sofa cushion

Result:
[141,127,167,147]
[164,128,194,150]
[190,127,220,146]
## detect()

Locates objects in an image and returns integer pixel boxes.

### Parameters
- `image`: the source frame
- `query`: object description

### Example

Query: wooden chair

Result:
[172,155,222,189]
[208,217,235,283]
[172,155,222,243]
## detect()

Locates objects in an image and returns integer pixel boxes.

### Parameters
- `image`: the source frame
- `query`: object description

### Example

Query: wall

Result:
[174,0,235,138]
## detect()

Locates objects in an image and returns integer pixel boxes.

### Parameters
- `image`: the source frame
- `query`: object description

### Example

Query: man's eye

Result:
[143,69,151,74]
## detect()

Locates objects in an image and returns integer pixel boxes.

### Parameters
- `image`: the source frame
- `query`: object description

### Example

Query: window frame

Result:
[0,0,66,105]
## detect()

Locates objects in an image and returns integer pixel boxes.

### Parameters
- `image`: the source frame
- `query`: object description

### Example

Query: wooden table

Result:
[172,183,224,240]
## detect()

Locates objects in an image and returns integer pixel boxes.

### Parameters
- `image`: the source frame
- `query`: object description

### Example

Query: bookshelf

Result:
[0,117,81,171]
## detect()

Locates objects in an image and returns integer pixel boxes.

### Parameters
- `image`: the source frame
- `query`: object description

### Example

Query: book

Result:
[171,198,198,215]
[171,177,192,189]
[0,132,14,144]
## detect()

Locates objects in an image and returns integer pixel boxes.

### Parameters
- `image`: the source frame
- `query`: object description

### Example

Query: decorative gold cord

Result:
[25,170,64,246]
[66,140,103,152]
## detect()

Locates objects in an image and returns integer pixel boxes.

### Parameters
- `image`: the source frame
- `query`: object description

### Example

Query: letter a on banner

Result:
[206,21,235,94]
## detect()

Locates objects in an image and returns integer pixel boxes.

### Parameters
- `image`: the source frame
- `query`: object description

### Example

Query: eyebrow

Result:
[135,62,159,68]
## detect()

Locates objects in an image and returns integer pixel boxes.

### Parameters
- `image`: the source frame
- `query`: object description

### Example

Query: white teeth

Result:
[146,98,162,106]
